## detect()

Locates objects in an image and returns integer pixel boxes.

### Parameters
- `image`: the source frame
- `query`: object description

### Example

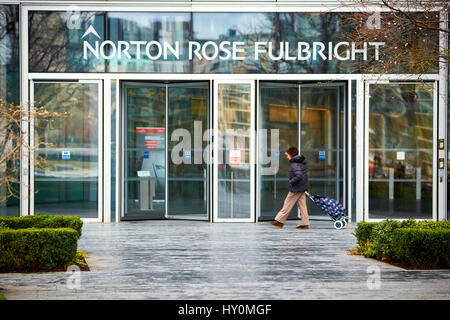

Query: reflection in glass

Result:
[368,83,433,219]
[125,85,166,219]
[218,84,251,219]
[29,11,105,72]
[259,83,298,220]
[258,83,344,220]
[34,82,99,218]
[28,11,436,74]
[351,80,357,222]
[301,86,344,216]
[192,13,271,74]
[0,4,19,216]
[168,83,209,219]
[111,80,117,222]
[108,12,191,72]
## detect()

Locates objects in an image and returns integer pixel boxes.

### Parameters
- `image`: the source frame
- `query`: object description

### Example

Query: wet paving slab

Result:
[0,220,449,300]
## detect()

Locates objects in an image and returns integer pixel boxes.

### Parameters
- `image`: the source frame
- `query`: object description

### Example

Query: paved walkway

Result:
[0,220,449,300]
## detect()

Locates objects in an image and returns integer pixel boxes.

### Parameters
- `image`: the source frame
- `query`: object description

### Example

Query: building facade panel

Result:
[0,1,447,223]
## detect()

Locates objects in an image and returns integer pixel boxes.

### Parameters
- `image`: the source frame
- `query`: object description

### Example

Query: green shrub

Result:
[415,220,450,230]
[392,228,450,268]
[370,219,402,259]
[0,215,82,238]
[0,222,9,230]
[354,219,450,268]
[0,228,78,272]
[71,250,88,268]
[354,222,378,246]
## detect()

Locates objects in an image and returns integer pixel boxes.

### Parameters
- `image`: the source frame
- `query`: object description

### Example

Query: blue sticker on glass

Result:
[274,151,280,159]
[185,151,191,159]
[319,151,325,160]
[62,151,70,160]
[143,151,149,159]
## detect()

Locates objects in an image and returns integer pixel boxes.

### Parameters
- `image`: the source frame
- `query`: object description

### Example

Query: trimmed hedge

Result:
[354,222,378,246]
[354,219,450,268]
[0,215,83,239]
[392,228,450,268]
[0,228,78,272]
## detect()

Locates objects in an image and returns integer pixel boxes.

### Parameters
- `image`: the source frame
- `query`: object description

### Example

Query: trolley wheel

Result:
[342,219,347,228]
[334,220,344,230]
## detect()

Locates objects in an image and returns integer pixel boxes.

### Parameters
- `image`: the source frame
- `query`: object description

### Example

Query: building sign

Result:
[82,27,384,62]
[28,11,436,74]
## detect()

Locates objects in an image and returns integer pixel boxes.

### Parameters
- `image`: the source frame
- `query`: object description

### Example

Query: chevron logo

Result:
[81,25,100,39]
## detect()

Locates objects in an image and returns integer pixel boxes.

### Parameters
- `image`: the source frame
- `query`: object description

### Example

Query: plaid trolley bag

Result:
[305,192,348,229]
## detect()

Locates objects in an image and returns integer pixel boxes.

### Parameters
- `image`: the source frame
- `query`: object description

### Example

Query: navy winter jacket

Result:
[288,154,308,193]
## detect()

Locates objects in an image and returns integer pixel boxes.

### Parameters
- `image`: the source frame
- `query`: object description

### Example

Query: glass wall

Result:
[33,81,100,218]
[217,83,252,220]
[368,83,434,219]
[0,5,19,216]
[259,83,298,220]
[108,12,191,73]
[259,82,345,220]
[301,85,344,216]
[29,11,106,72]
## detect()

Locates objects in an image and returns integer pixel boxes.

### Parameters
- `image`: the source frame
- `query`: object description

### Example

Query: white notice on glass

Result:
[137,171,151,177]
[396,152,405,161]
[230,150,241,166]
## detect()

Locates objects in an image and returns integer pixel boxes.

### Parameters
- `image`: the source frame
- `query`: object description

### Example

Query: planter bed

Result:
[353,219,450,269]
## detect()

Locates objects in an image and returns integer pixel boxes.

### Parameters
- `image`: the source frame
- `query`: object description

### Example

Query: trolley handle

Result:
[305,191,314,201]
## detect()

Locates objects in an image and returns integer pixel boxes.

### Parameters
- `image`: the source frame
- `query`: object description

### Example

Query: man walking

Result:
[270,146,310,229]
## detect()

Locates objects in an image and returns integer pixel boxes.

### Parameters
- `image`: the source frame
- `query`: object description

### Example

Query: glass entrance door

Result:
[124,83,166,220]
[167,83,210,220]
[214,81,255,222]
[365,82,436,220]
[258,82,345,220]
[123,81,210,220]
[30,80,102,220]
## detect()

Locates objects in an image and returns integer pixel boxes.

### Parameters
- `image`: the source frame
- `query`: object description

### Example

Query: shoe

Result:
[270,221,284,228]
[296,225,309,229]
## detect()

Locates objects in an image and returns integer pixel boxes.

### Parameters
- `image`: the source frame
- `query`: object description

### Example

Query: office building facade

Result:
[0,0,448,223]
